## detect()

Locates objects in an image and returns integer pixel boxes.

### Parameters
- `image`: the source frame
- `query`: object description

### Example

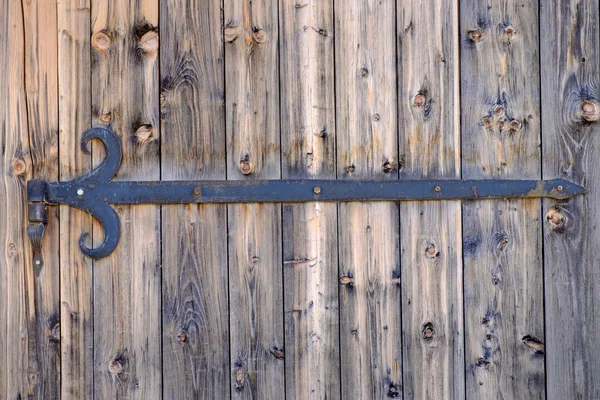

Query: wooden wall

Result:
[1,0,599,399]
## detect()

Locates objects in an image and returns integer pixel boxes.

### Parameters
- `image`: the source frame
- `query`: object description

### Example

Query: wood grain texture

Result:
[460,0,545,398]
[225,0,284,398]
[398,0,464,398]
[91,1,162,398]
[1,1,33,398]
[540,0,600,398]
[279,0,339,398]
[57,0,94,398]
[335,1,402,398]
[21,0,61,397]
[160,0,229,397]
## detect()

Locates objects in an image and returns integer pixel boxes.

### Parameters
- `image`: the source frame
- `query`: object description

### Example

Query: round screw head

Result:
[557,185,564,192]
[193,187,202,196]
[77,188,84,197]
[313,186,321,195]
[434,185,441,192]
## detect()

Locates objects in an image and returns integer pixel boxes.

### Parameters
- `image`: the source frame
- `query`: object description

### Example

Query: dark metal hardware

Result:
[26,127,588,262]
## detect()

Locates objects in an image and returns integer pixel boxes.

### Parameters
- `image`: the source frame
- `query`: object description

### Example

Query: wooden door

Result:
[2,0,600,399]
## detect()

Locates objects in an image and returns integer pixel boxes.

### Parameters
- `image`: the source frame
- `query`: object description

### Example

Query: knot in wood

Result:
[421,322,435,341]
[493,105,505,116]
[224,26,239,43]
[413,93,426,108]
[270,347,285,359]
[546,207,566,229]
[383,160,395,173]
[581,100,599,122]
[99,113,112,124]
[240,155,254,175]
[92,31,111,52]
[177,331,189,343]
[509,119,522,132]
[522,335,545,354]
[252,29,267,43]
[388,384,401,398]
[108,359,124,375]
[504,25,515,40]
[468,29,483,42]
[135,124,155,144]
[496,118,506,131]
[12,158,27,176]
[139,30,159,55]
[425,243,438,259]
[481,116,493,129]
[339,276,353,286]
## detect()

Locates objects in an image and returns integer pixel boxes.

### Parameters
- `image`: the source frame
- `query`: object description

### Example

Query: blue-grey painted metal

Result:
[26,127,588,260]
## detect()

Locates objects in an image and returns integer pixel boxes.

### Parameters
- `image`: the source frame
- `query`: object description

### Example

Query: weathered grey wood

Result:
[541,0,600,398]
[460,0,545,398]
[224,0,284,398]
[398,0,464,398]
[0,1,34,397]
[91,1,162,398]
[335,1,402,398]
[57,0,94,397]
[160,0,230,398]
[279,0,340,398]
[20,0,62,397]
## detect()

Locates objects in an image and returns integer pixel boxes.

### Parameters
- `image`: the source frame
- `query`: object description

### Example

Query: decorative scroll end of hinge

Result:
[27,202,47,269]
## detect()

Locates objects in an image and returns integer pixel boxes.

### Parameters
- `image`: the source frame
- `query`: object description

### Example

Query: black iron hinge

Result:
[26,127,587,264]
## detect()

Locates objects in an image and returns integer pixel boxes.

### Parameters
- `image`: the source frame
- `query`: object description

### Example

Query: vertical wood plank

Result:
[0,1,33,397]
[91,1,162,397]
[460,0,545,398]
[335,1,402,398]
[279,0,340,398]
[540,0,600,398]
[160,0,229,398]
[398,0,464,398]
[224,0,284,398]
[57,0,94,397]
[21,0,62,397]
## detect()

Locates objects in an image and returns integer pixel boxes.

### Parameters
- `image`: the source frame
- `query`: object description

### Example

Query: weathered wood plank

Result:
[398,0,464,398]
[460,0,545,398]
[335,1,401,398]
[57,0,94,397]
[0,1,33,398]
[91,1,162,397]
[160,0,229,398]
[540,0,600,398]
[22,0,61,397]
[279,0,339,398]
[224,0,284,398]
